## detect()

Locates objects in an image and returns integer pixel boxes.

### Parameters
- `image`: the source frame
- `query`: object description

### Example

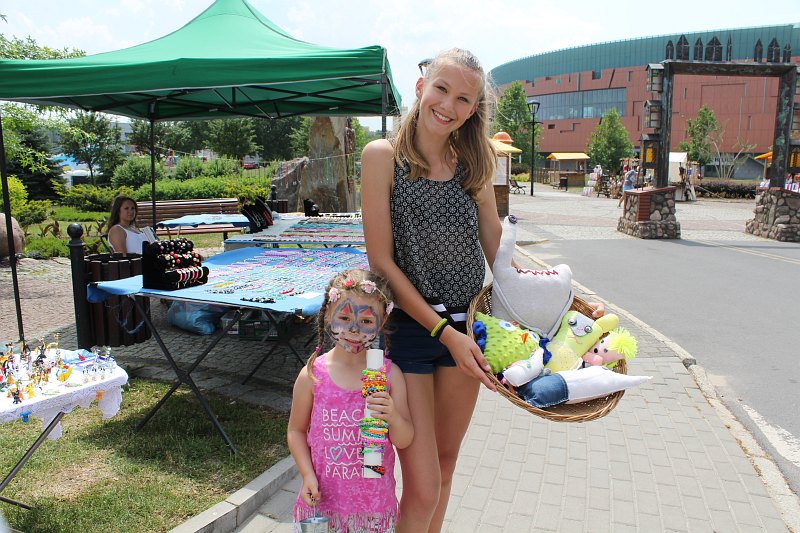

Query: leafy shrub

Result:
[172,157,206,181]
[15,199,52,226]
[510,162,529,176]
[24,236,70,258]
[203,158,242,177]
[131,175,272,201]
[0,176,29,213]
[695,181,757,199]
[58,184,134,212]
[112,157,166,189]
[50,206,109,223]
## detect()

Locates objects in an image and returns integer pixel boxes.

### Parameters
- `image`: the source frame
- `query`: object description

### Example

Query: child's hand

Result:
[300,474,321,507]
[589,301,605,318]
[366,391,397,425]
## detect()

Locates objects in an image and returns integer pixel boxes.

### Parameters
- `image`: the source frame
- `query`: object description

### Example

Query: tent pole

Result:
[149,114,156,227]
[381,74,388,139]
[0,108,25,343]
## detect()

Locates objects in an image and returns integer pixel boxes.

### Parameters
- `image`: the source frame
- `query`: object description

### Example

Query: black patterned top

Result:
[390,160,485,322]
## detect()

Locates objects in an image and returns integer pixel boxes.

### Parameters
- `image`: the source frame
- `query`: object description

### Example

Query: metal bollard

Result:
[67,223,92,349]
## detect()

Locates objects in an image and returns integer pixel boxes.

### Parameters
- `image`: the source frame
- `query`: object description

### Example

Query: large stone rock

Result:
[0,213,25,258]
[298,116,356,213]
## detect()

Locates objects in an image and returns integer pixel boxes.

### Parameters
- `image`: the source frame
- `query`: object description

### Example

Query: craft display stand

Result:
[224,215,364,251]
[0,352,128,509]
[91,247,369,454]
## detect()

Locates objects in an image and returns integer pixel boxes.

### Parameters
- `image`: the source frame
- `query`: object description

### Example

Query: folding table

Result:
[224,215,364,251]
[0,359,128,509]
[89,247,369,454]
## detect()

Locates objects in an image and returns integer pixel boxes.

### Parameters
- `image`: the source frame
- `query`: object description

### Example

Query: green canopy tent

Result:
[0,0,402,342]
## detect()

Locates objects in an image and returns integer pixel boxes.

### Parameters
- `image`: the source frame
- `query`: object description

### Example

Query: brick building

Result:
[490,24,799,177]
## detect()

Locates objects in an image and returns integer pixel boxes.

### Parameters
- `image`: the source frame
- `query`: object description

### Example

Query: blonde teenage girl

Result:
[360,48,502,533]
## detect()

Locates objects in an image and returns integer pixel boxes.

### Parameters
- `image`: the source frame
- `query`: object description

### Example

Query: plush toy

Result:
[473,314,651,408]
[583,327,638,367]
[474,312,539,374]
[492,215,574,338]
[544,310,619,373]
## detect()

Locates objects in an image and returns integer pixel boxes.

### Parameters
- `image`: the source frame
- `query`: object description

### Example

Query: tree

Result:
[290,117,312,158]
[129,120,191,160]
[586,108,633,174]
[179,120,210,155]
[207,118,257,160]
[1,24,84,176]
[709,125,756,180]
[678,105,718,167]
[4,121,61,199]
[58,112,125,185]
[252,116,302,161]
[493,81,538,166]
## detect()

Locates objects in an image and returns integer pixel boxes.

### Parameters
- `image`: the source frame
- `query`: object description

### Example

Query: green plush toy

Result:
[544,311,619,373]
[474,312,540,374]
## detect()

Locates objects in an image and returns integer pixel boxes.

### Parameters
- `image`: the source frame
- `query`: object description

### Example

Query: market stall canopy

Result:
[755,151,773,161]
[0,0,401,120]
[547,152,590,160]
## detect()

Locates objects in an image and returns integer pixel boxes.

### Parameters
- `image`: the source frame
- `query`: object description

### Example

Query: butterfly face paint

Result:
[327,296,382,354]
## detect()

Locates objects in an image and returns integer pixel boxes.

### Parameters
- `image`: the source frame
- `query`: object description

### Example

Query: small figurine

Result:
[11,385,22,404]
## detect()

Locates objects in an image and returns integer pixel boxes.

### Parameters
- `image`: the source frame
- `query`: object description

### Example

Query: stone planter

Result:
[617,186,681,239]
[745,188,800,242]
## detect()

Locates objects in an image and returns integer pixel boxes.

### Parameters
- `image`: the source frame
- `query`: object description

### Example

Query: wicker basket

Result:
[467,284,627,422]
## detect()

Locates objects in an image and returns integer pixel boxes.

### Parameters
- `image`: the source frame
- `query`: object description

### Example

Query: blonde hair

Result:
[306,269,394,380]
[393,48,497,199]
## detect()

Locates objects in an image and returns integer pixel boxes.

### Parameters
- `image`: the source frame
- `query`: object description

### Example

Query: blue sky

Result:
[3,1,798,129]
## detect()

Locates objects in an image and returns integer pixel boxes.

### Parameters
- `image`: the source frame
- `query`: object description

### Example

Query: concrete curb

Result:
[169,456,298,533]
[515,244,800,530]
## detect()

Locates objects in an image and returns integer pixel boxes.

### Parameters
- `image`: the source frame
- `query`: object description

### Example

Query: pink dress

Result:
[293,354,397,532]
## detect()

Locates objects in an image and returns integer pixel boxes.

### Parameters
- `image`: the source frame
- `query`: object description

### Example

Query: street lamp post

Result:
[527,99,540,196]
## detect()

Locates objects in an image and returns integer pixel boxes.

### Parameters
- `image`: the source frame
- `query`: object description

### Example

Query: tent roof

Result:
[0,0,401,121]
[490,138,522,153]
[669,152,688,163]
[547,152,590,160]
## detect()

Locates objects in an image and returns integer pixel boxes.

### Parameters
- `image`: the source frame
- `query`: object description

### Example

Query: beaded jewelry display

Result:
[142,238,209,291]
[360,349,388,478]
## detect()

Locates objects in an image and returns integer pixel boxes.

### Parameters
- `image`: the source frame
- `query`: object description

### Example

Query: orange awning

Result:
[755,151,772,161]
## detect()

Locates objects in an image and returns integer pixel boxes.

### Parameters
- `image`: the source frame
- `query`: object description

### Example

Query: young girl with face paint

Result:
[288,268,413,532]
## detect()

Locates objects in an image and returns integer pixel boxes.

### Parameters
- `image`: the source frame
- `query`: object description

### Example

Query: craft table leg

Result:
[0,411,66,510]
[241,310,305,385]
[130,297,240,455]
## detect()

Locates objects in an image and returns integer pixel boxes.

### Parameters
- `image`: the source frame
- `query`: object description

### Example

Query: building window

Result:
[592,70,601,80]
[684,87,687,99]
[536,88,627,121]
[548,124,555,129]
[627,71,632,82]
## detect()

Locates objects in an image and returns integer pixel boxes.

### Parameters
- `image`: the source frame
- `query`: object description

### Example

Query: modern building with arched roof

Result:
[490,24,800,177]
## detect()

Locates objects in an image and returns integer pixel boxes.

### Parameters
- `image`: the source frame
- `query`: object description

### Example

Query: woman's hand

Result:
[440,327,497,391]
[299,473,321,507]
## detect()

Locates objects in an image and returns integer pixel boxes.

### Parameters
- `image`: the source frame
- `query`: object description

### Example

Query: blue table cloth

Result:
[88,247,368,315]
[157,214,250,228]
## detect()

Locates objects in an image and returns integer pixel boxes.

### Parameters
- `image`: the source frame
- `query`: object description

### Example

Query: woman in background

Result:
[107,195,155,255]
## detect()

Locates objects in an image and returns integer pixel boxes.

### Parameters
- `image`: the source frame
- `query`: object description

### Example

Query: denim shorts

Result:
[381,309,464,374]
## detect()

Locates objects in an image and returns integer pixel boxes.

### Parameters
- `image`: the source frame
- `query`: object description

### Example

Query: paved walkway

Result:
[4,192,798,531]
[226,193,797,532]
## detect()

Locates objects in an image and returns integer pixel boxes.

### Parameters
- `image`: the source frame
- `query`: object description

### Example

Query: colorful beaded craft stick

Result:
[361,349,388,478]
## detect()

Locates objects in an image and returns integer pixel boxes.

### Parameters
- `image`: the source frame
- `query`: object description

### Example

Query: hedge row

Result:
[695,181,757,199]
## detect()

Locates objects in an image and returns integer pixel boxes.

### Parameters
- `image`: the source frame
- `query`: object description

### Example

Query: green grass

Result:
[1,378,289,533]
